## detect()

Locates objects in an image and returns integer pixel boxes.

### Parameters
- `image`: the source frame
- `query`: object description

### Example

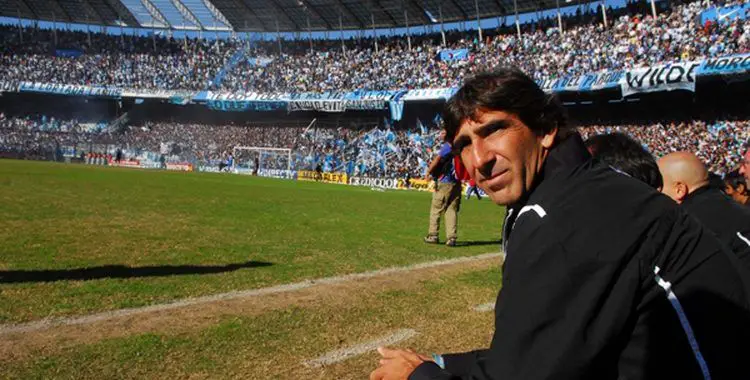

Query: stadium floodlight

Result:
[232,146,293,175]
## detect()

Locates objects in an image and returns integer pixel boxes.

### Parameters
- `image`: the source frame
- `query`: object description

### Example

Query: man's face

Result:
[740,151,750,181]
[439,129,447,141]
[725,184,738,198]
[725,183,746,203]
[453,109,556,206]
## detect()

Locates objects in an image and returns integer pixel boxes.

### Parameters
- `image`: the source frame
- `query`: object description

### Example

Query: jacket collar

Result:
[503,134,590,252]
[682,184,713,206]
[541,133,591,180]
[509,133,591,211]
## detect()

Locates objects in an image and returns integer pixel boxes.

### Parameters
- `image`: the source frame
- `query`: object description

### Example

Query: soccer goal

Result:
[232,146,293,175]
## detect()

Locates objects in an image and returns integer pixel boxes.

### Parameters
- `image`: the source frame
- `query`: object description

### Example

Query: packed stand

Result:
[579,119,750,174]
[1,1,748,93]
[0,113,113,159]
[3,113,749,177]
[218,0,750,92]
[0,26,239,90]
[114,121,441,178]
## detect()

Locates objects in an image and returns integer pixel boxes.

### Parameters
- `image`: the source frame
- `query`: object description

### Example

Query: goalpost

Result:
[232,146,293,174]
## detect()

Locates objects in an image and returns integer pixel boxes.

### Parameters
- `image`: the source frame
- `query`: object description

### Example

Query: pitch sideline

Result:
[0,252,503,336]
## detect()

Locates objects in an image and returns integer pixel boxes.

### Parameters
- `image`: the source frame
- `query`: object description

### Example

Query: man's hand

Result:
[370,347,431,380]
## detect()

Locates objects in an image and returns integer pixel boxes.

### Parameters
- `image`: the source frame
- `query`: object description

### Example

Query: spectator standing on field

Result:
[424,129,461,247]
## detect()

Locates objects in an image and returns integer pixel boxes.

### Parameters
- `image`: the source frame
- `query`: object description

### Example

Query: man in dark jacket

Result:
[369,69,750,380]
[585,132,663,190]
[658,151,750,272]
[725,172,750,207]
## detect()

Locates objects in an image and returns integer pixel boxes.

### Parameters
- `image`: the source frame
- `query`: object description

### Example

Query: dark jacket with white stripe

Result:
[681,185,750,272]
[410,134,750,380]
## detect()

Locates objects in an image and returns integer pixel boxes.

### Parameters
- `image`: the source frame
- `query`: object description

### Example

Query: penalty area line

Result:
[0,252,502,336]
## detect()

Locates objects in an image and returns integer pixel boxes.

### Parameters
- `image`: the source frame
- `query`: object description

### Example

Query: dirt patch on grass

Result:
[0,254,501,362]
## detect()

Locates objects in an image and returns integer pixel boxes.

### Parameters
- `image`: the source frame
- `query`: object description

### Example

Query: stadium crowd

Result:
[3,113,749,177]
[0,0,748,92]
[118,121,441,178]
[579,120,750,174]
[0,26,236,90]
[219,1,749,92]
[0,113,111,159]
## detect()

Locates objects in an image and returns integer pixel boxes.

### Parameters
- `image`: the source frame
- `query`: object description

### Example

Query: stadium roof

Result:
[0,0,592,32]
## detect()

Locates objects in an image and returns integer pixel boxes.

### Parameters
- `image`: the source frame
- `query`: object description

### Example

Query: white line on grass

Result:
[303,329,418,368]
[472,302,495,313]
[0,252,502,336]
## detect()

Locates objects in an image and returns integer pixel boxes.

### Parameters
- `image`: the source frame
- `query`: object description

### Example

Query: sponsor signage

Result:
[297,170,348,184]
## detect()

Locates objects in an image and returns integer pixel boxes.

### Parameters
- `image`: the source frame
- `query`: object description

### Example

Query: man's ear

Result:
[540,128,558,149]
[675,182,688,203]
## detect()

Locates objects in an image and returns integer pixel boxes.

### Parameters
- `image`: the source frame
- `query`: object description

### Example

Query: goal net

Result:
[232,146,293,177]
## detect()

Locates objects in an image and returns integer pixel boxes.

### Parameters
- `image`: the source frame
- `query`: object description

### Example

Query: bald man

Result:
[659,152,750,271]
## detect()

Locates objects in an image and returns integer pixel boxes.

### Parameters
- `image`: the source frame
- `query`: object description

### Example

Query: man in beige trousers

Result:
[424,130,461,247]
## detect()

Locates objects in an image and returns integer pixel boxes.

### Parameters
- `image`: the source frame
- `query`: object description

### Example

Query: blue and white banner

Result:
[210,49,247,88]
[537,76,585,92]
[288,93,346,112]
[389,97,406,122]
[206,100,286,112]
[195,90,403,113]
[700,3,749,24]
[579,71,624,91]
[246,57,274,67]
[402,88,458,101]
[537,71,623,93]
[0,81,18,93]
[18,82,121,98]
[343,90,401,111]
[121,89,197,100]
[620,61,700,97]
[288,99,345,112]
[200,91,287,112]
[199,91,287,103]
[439,49,470,62]
[698,52,750,76]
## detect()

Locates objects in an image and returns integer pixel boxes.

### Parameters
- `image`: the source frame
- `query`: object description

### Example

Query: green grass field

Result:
[0,159,505,378]
[0,160,504,323]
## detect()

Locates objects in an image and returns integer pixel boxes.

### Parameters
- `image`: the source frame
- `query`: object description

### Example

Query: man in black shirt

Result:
[370,69,750,380]
[725,172,750,207]
[658,152,750,272]
[585,132,663,190]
